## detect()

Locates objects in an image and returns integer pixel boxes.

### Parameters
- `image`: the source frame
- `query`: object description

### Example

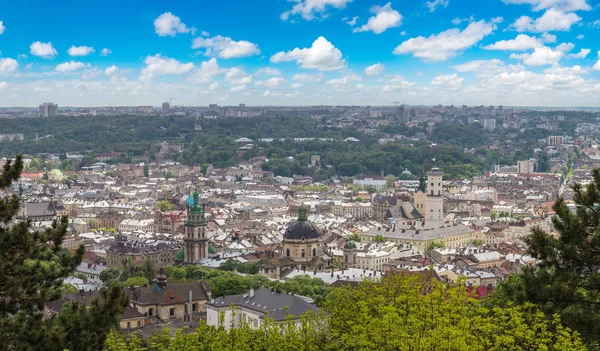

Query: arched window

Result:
[301,249,305,258]
[286,248,290,257]
[312,248,316,257]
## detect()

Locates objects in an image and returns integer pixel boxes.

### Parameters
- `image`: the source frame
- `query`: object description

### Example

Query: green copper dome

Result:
[208,246,217,254]
[344,240,357,249]
[175,249,184,261]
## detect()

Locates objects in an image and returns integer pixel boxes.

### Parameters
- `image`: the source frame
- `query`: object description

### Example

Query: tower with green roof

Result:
[183,190,209,264]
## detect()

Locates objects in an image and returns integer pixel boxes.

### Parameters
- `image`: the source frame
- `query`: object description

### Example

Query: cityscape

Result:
[1,0,600,350]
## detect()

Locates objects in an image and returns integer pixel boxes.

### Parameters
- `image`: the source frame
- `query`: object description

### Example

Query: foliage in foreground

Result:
[105,274,585,351]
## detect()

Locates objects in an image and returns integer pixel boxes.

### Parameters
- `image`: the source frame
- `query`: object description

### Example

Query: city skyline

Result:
[0,0,599,107]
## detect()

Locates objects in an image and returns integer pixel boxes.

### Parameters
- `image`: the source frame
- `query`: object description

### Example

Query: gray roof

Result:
[127,281,210,306]
[207,287,319,321]
[361,223,475,241]
[26,201,56,218]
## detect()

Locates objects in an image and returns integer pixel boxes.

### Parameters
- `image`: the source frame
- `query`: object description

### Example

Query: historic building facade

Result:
[183,191,209,263]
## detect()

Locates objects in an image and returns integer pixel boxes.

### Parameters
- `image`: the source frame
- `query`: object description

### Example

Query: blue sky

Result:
[0,0,599,107]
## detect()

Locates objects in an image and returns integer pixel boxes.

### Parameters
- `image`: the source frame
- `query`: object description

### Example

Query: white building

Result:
[483,118,496,130]
[426,168,444,221]
[206,287,319,331]
[353,177,386,190]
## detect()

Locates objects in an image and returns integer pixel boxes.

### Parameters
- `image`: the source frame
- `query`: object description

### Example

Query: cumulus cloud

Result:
[55,61,89,72]
[209,82,220,90]
[426,0,449,12]
[325,75,361,85]
[364,63,385,76]
[140,54,194,81]
[567,48,590,58]
[575,34,584,39]
[501,0,590,12]
[104,65,118,76]
[510,46,564,66]
[431,73,464,86]
[483,34,543,50]
[393,18,502,61]
[382,81,415,91]
[281,0,353,21]
[555,42,575,52]
[512,9,581,32]
[593,51,600,71]
[292,73,325,82]
[254,67,282,76]
[30,41,58,59]
[68,45,95,56]
[255,77,285,87]
[100,48,112,56]
[0,81,8,91]
[0,58,19,74]
[271,37,345,71]
[0,21,4,35]
[452,59,506,72]
[291,82,303,88]
[353,3,402,34]
[230,85,246,92]
[188,58,225,84]
[225,67,252,85]
[154,12,190,36]
[192,35,260,59]
[343,16,359,26]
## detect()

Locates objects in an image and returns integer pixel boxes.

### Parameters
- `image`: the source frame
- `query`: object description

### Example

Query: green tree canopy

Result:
[153,200,175,212]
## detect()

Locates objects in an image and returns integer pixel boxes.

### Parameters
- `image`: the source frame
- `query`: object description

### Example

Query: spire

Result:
[417,172,426,193]
[156,267,167,290]
[298,205,308,221]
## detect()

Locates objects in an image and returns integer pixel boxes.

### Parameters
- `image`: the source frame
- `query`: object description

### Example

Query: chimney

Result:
[249,288,255,298]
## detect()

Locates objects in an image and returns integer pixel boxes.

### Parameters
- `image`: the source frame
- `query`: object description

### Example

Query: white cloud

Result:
[271,37,345,71]
[30,41,58,59]
[593,51,600,71]
[254,67,282,76]
[451,16,474,25]
[290,82,303,88]
[382,81,415,91]
[426,0,449,12]
[325,75,361,85]
[292,73,324,82]
[400,30,407,35]
[575,34,584,39]
[18,54,28,60]
[225,67,252,85]
[100,48,112,56]
[353,2,402,34]
[510,46,564,66]
[393,18,502,61]
[453,59,505,72]
[154,12,190,36]
[0,21,4,35]
[192,35,260,59]
[343,16,359,26]
[104,65,118,76]
[501,0,590,12]
[262,90,281,97]
[364,63,385,76]
[431,73,464,86]
[209,82,220,90]
[589,20,600,28]
[230,85,246,92]
[188,58,225,84]
[512,9,581,32]
[140,54,194,81]
[0,58,19,74]
[483,34,543,50]
[567,48,590,58]
[541,33,557,43]
[281,0,353,21]
[0,81,8,91]
[555,42,574,52]
[68,45,95,56]
[55,61,89,72]
[255,77,285,87]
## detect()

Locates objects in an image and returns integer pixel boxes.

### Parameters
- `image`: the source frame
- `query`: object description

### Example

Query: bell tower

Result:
[183,191,208,264]
[426,168,444,221]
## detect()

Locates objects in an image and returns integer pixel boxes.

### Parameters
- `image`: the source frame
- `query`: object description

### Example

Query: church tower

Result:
[413,172,427,216]
[183,191,209,264]
[343,240,357,268]
[426,168,444,221]
[16,184,28,220]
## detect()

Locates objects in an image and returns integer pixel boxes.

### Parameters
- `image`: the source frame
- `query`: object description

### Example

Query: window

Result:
[286,248,290,257]
[148,308,153,316]
[312,248,316,257]
[170,308,175,316]
[137,320,141,327]
[127,322,131,328]
[192,303,197,311]
[301,249,305,258]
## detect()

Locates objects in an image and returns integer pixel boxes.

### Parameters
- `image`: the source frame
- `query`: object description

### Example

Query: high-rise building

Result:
[162,102,170,113]
[483,118,496,131]
[39,102,58,117]
[184,191,209,264]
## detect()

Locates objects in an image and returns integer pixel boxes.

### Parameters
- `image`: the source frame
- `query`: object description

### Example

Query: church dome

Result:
[284,205,321,240]
[344,240,357,249]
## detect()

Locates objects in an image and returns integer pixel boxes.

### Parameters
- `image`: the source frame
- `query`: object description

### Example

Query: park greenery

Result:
[0,114,558,180]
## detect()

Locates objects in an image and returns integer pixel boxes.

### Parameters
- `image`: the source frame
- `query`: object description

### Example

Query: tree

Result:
[472,239,484,247]
[164,171,174,179]
[426,240,445,251]
[122,276,149,287]
[495,168,600,348]
[385,175,396,189]
[373,234,386,243]
[143,163,149,178]
[349,232,361,242]
[153,200,175,212]
[99,267,121,285]
[490,209,497,222]
[0,156,129,350]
